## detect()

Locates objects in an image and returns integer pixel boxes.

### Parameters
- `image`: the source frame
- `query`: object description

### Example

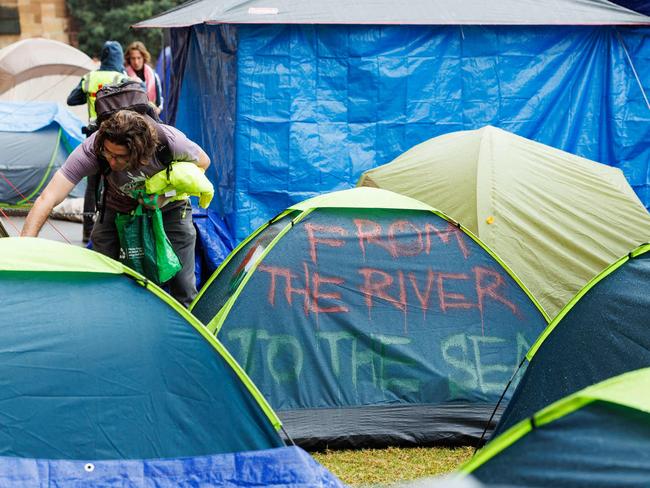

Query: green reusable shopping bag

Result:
[115,193,182,284]
[151,204,182,283]
[115,203,158,281]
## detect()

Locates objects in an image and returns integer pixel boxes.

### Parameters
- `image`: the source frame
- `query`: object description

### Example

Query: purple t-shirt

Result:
[61,124,202,212]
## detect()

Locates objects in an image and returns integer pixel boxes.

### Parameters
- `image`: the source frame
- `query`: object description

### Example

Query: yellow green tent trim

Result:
[460,367,650,475]
[289,187,435,212]
[0,237,124,273]
[197,188,549,332]
[0,237,283,432]
[526,242,650,361]
[207,208,316,334]
[16,127,62,205]
[190,209,295,310]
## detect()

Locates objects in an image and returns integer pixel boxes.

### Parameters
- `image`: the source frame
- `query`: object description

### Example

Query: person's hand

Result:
[138,194,168,209]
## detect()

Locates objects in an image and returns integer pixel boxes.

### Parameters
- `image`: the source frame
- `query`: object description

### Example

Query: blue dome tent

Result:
[0,238,343,486]
[191,188,548,448]
[135,0,650,243]
[0,101,85,207]
[491,243,650,439]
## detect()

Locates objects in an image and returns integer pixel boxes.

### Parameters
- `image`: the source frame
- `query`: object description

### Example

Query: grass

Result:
[312,446,474,486]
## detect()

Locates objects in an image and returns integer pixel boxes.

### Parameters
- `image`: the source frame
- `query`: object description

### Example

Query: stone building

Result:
[0,0,70,49]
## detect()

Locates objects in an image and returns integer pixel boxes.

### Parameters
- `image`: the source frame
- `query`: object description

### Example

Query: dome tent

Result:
[463,368,650,487]
[0,101,85,207]
[0,38,95,120]
[491,243,650,439]
[191,187,548,448]
[0,238,343,486]
[359,126,650,319]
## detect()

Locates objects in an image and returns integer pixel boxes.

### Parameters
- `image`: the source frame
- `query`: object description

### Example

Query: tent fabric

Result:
[0,101,84,147]
[358,126,650,319]
[0,237,283,460]
[159,24,650,245]
[193,205,236,288]
[0,102,85,206]
[464,368,650,487]
[0,38,96,121]
[0,38,94,93]
[490,243,650,439]
[134,0,650,28]
[191,188,547,447]
[0,446,344,488]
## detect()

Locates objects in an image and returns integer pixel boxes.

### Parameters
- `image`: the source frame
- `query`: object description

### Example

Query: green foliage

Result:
[66,0,186,60]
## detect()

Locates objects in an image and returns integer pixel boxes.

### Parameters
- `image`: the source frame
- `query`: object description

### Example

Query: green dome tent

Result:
[358,126,650,319]
[0,237,283,459]
[191,187,548,448]
[462,368,650,487]
[491,243,650,439]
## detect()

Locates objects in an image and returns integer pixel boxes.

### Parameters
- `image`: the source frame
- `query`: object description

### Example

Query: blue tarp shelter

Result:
[136,1,650,242]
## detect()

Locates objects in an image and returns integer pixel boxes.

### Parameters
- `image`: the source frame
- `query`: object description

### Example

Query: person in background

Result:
[124,41,163,115]
[21,110,210,307]
[68,40,129,243]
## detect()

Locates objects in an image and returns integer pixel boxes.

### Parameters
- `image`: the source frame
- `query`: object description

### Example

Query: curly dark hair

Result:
[94,110,158,169]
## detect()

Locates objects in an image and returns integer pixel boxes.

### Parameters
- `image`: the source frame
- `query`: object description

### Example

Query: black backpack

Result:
[92,80,173,221]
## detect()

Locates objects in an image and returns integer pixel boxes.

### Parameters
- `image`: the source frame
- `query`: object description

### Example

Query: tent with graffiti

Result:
[0,238,343,486]
[490,242,650,440]
[190,188,548,448]
[462,368,650,487]
[135,1,650,245]
[0,101,85,208]
[358,126,650,319]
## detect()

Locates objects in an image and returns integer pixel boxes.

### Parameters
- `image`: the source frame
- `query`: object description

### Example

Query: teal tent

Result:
[191,188,548,448]
[0,237,283,459]
[492,243,650,439]
[463,368,650,487]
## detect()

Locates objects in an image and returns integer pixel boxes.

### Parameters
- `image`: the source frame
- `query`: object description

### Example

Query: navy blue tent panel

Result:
[474,403,650,487]
[203,208,546,446]
[0,446,344,488]
[173,25,650,242]
[493,250,650,438]
[0,271,283,459]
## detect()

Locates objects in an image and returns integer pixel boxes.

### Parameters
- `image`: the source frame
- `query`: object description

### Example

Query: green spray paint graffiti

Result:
[227,328,531,402]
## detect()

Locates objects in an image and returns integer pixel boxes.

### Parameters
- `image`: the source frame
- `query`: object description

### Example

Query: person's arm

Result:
[21,171,76,237]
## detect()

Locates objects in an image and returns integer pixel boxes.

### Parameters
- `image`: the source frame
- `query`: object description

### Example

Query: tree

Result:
[66,0,186,61]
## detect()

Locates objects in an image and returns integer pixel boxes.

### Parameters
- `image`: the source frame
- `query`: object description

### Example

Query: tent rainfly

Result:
[191,187,548,448]
[491,242,650,439]
[463,368,650,487]
[0,38,95,120]
[358,126,650,319]
[0,238,345,486]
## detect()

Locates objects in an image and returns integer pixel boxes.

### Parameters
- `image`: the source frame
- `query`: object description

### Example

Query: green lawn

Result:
[312,446,474,486]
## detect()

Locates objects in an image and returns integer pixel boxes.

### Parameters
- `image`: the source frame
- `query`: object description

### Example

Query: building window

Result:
[0,7,20,35]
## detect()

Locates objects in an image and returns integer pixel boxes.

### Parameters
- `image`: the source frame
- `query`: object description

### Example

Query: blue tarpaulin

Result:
[0,101,84,149]
[171,25,650,242]
[0,446,344,487]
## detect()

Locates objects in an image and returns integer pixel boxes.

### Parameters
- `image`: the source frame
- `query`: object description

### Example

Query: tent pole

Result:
[474,356,528,454]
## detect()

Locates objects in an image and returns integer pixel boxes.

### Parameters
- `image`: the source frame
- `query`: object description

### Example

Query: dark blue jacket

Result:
[67,41,126,107]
